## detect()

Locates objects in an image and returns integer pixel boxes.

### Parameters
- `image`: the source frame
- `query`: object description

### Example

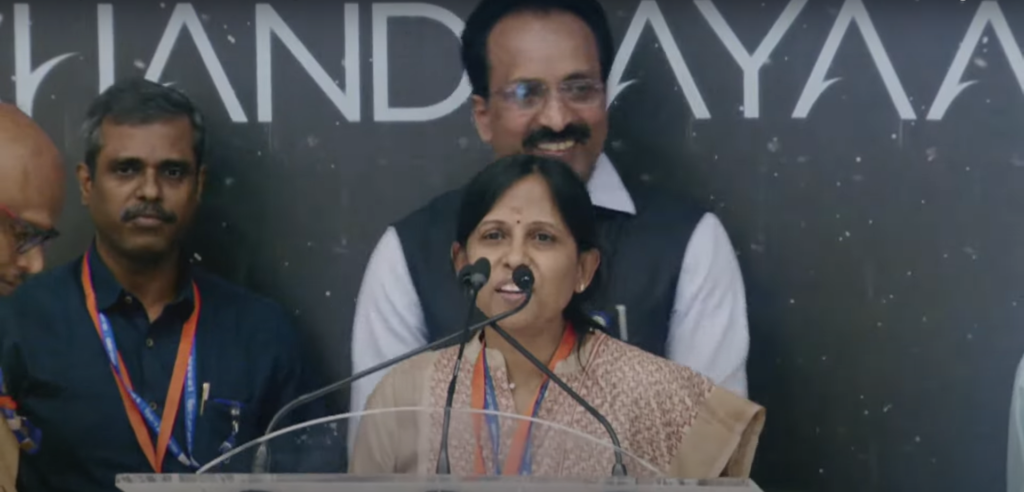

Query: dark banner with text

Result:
[4,1,1024,491]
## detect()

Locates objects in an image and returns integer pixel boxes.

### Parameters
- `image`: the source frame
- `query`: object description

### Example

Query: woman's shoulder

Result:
[364,343,468,409]
[588,333,715,398]
[364,350,442,409]
[587,334,766,478]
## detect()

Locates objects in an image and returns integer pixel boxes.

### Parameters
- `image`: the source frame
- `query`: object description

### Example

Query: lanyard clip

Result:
[3,410,41,455]
[0,376,41,455]
[213,399,243,455]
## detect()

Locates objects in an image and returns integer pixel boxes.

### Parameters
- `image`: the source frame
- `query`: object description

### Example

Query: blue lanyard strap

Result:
[480,349,550,476]
[471,327,576,476]
[97,312,199,469]
[0,367,40,454]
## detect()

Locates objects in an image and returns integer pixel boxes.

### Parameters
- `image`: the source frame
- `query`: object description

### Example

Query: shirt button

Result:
[125,296,133,304]
[149,401,158,411]
[145,338,154,348]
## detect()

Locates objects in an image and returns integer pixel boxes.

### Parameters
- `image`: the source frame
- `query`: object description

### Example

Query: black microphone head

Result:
[469,257,490,290]
[458,257,491,291]
[512,265,534,292]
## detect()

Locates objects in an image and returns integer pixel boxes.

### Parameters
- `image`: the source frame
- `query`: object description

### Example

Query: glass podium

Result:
[116,408,763,492]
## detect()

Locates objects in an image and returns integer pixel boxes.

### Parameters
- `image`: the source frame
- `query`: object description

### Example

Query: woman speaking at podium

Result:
[349,154,765,478]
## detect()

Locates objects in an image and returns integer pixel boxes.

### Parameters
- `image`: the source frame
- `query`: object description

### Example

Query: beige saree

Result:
[0,422,18,491]
[350,331,765,478]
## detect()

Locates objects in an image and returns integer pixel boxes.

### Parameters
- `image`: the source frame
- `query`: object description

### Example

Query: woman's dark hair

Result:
[460,0,615,99]
[456,153,604,338]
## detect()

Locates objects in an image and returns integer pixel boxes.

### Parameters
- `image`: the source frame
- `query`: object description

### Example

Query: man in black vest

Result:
[349,0,749,445]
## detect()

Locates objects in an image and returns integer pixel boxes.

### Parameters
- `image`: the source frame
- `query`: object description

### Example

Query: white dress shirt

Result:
[347,154,750,451]
[1010,356,1024,492]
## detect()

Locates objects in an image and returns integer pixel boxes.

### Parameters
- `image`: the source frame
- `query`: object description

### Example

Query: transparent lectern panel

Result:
[117,475,764,492]
[195,407,664,477]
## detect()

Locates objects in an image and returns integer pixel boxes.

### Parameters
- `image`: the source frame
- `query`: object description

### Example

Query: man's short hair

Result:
[460,0,615,99]
[82,77,206,171]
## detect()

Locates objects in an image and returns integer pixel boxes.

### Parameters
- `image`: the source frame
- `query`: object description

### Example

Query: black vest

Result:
[393,184,707,357]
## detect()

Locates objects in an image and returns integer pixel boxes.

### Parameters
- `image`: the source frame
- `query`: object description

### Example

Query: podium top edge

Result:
[115,474,755,488]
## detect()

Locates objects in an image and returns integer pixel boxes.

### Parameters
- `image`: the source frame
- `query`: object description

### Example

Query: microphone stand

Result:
[435,295,480,474]
[437,259,490,473]
[251,292,533,474]
[487,319,628,477]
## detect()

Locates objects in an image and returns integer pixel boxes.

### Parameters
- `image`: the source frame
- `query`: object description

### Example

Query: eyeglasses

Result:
[493,79,606,112]
[0,205,59,255]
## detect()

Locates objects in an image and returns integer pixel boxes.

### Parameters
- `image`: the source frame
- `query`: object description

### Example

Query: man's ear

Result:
[451,242,468,274]
[76,163,92,206]
[196,164,208,203]
[471,95,493,144]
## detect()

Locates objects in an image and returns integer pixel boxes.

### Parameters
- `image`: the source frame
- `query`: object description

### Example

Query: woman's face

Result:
[453,174,600,332]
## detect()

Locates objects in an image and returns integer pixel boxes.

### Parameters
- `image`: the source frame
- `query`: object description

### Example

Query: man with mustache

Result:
[349,0,750,446]
[0,78,326,492]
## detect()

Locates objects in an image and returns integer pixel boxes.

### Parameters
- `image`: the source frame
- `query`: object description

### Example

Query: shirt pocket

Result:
[197,395,257,471]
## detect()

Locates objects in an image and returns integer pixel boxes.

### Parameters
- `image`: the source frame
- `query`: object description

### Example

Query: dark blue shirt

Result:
[0,246,331,491]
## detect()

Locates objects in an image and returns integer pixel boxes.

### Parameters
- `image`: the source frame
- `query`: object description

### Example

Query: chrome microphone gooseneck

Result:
[436,258,490,474]
[251,265,532,474]
[487,265,628,477]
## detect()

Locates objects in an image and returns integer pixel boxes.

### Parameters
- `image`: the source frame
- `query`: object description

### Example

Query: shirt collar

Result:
[587,154,636,216]
[85,241,195,311]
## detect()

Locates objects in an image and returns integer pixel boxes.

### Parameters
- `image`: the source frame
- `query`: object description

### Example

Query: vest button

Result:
[145,338,154,348]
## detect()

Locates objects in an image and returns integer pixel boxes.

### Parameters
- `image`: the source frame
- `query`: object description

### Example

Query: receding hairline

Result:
[93,112,195,137]
[486,9,600,67]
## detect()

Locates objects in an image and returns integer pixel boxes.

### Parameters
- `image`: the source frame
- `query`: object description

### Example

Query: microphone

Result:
[512,263,534,290]
[457,257,490,293]
[487,265,628,477]
[251,267,532,474]
[436,258,490,474]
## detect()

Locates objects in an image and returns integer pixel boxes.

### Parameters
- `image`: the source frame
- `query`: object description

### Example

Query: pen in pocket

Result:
[616,304,628,342]
[200,383,210,416]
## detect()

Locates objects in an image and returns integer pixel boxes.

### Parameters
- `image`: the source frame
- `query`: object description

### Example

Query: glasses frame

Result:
[0,204,59,255]
[492,79,607,112]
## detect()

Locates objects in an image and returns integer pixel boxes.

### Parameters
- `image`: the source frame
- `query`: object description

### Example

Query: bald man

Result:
[0,103,64,492]
[0,104,65,296]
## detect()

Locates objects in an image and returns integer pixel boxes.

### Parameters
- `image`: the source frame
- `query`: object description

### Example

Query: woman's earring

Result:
[578,283,586,293]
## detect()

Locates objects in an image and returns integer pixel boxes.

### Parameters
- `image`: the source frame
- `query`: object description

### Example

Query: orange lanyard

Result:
[471,326,576,475]
[81,251,200,472]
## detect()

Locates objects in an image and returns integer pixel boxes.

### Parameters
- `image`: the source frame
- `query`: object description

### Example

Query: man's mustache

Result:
[522,124,591,150]
[121,205,177,224]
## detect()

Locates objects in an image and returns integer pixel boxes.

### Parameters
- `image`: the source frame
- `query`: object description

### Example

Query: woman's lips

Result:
[495,282,526,303]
